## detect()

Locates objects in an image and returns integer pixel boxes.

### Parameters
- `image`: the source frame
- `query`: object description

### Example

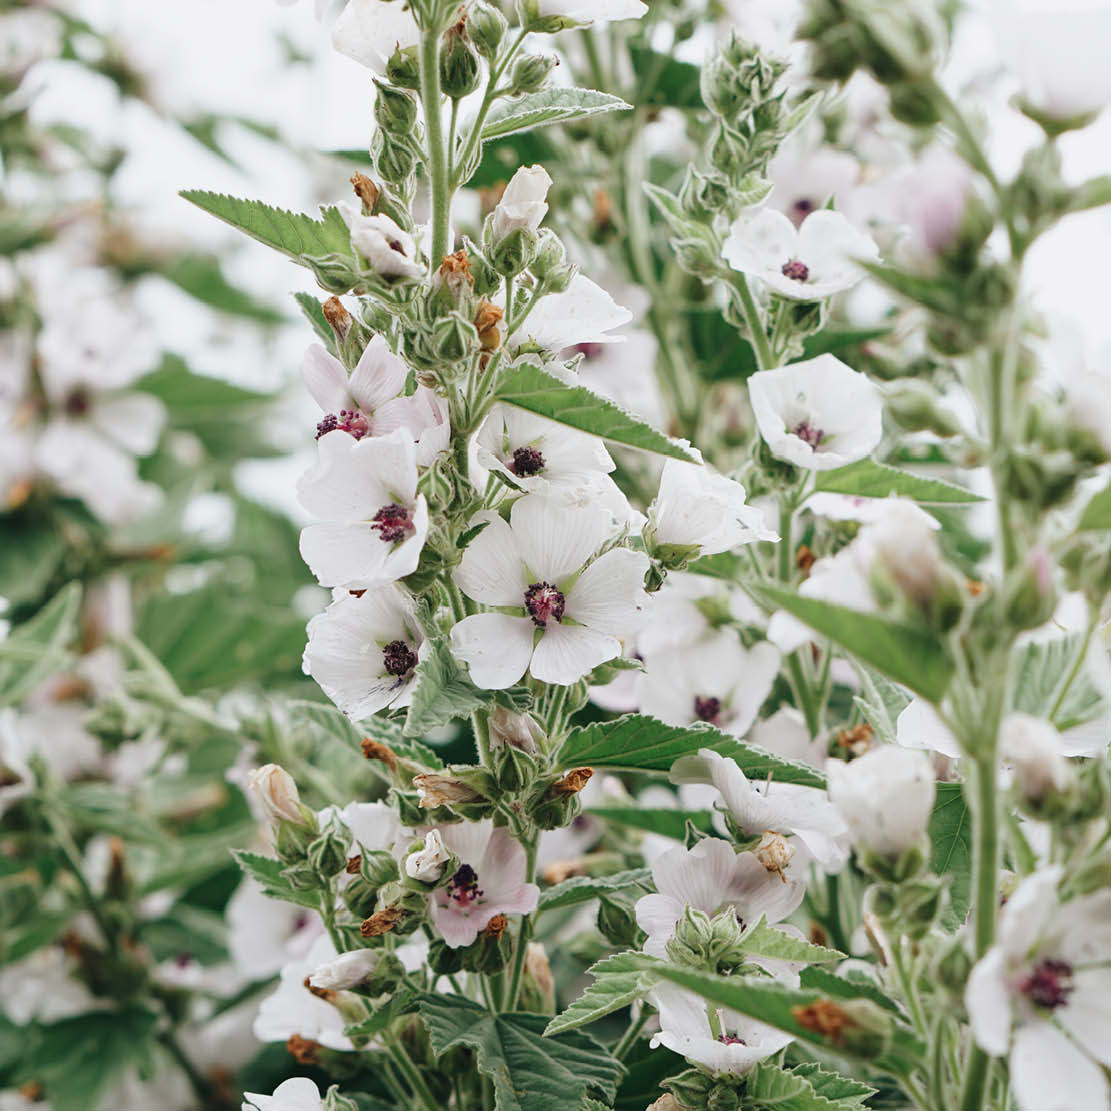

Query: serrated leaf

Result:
[544,952,653,1035]
[420,995,623,1111]
[787,1063,875,1105]
[558,713,826,788]
[404,637,487,736]
[746,1062,868,1110]
[740,917,844,963]
[797,967,903,1015]
[929,782,971,930]
[644,183,700,238]
[180,189,352,267]
[0,583,81,706]
[813,459,982,503]
[1010,634,1108,734]
[498,363,697,462]
[538,868,652,912]
[589,806,715,842]
[233,850,320,909]
[345,987,417,1039]
[757,585,953,703]
[481,89,631,141]
[288,699,365,754]
[852,663,911,747]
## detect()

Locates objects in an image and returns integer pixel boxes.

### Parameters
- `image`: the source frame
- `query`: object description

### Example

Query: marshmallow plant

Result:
[158,0,1111,1108]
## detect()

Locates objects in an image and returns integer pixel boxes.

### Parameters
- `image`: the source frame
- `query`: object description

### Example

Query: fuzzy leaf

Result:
[0,583,81,706]
[740,917,844,963]
[420,995,623,1111]
[481,89,631,140]
[813,459,982,503]
[589,806,716,842]
[558,713,826,788]
[498,363,697,462]
[233,850,320,909]
[929,782,972,930]
[544,952,654,1035]
[797,967,903,1015]
[294,290,337,350]
[538,869,653,912]
[787,1063,876,1105]
[757,586,953,702]
[404,637,488,736]
[852,663,911,746]
[1010,633,1107,733]
[745,1062,872,1110]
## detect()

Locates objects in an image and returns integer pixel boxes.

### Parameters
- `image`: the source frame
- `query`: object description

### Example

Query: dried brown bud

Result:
[593,187,614,231]
[809,922,829,948]
[345,854,363,875]
[483,913,508,940]
[439,248,473,286]
[754,830,794,881]
[525,942,553,996]
[361,738,399,772]
[791,999,850,1043]
[302,975,337,1004]
[837,723,874,758]
[542,859,586,885]
[321,296,352,341]
[350,172,380,213]
[413,772,485,808]
[3,477,34,512]
[966,578,985,597]
[361,905,405,937]
[796,544,816,576]
[549,767,593,798]
[474,298,504,353]
[286,1034,321,1065]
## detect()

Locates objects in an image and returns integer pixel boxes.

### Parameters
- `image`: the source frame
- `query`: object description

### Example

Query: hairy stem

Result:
[419,25,451,263]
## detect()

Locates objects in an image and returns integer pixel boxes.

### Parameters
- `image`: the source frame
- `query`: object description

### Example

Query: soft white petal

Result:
[349,334,408,413]
[564,548,649,635]
[965,947,1013,1056]
[1010,1020,1109,1111]
[450,613,535,689]
[90,392,166,456]
[455,511,529,606]
[511,494,611,584]
[530,622,620,685]
[301,344,351,413]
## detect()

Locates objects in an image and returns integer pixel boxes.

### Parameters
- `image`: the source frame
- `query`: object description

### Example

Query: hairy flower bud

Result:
[308,949,381,992]
[386,44,421,89]
[248,764,307,827]
[440,18,480,99]
[468,1,507,57]
[508,53,558,96]
[374,80,419,134]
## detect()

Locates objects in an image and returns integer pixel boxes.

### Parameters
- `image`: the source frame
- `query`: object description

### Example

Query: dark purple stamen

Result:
[448,863,483,907]
[64,388,91,417]
[791,198,815,223]
[316,408,370,440]
[1019,958,1074,1010]
[718,1035,747,1045]
[524,582,565,627]
[781,259,810,282]
[371,503,415,544]
[694,695,723,725]
[792,420,824,448]
[570,342,604,360]
[510,446,545,477]
[382,639,417,677]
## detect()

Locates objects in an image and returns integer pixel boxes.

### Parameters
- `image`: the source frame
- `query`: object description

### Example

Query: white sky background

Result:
[14,0,1111,515]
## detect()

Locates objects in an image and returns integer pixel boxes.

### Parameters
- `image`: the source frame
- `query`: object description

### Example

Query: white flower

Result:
[992,0,1111,121]
[747,354,883,470]
[339,203,423,278]
[896,698,961,759]
[0,710,35,816]
[890,146,974,258]
[429,820,540,948]
[297,428,429,589]
[490,166,553,242]
[1064,364,1111,456]
[671,748,849,872]
[535,0,647,22]
[640,632,781,739]
[804,492,941,530]
[750,706,827,769]
[302,337,449,464]
[331,0,419,75]
[965,868,1111,1111]
[723,208,879,301]
[636,839,805,959]
[826,747,935,856]
[242,1077,322,1111]
[450,495,649,688]
[768,137,860,228]
[255,935,354,1051]
[0,945,98,1025]
[649,982,794,1075]
[308,949,380,991]
[574,328,668,430]
[303,586,425,718]
[406,829,451,883]
[332,799,404,857]
[648,460,777,557]
[247,764,303,825]
[857,498,945,608]
[507,274,633,352]
[1000,713,1072,800]
[226,879,320,979]
[473,404,615,500]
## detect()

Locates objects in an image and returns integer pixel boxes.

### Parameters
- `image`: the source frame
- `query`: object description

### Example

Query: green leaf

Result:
[18,1007,158,1111]
[0,518,66,608]
[481,89,631,140]
[497,363,697,462]
[745,1062,872,1110]
[813,459,982,503]
[797,967,903,1015]
[233,850,320,909]
[558,713,826,788]
[757,585,953,703]
[180,190,352,266]
[1069,174,1111,213]
[294,290,337,349]
[161,253,285,323]
[345,987,417,1039]
[0,583,81,707]
[929,782,971,931]
[544,952,653,1035]
[589,806,715,842]
[420,995,624,1111]
[852,663,911,747]
[55,784,166,845]
[612,1039,684,1111]
[287,699,365,755]
[1010,634,1107,733]
[788,1062,876,1104]
[404,637,488,737]
[628,47,702,108]
[739,917,844,964]
[538,868,652,912]
[858,261,965,316]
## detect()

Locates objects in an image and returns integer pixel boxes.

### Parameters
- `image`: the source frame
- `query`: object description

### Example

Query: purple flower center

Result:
[371,503,415,544]
[316,408,371,440]
[382,639,417,677]
[448,863,483,908]
[524,582,565,627]
[718,1035,747,1045]
[64,388,91,417]
[792,420,825,448]
[510,446,545,477]
[781,259,810,282]
[1019,958,1074,1010]
[790,198,815,226]
[693,695,723,725]
[570,342,604,360]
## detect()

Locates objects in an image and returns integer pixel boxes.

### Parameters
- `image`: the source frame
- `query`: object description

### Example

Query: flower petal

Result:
[301,343,351,412]
[530,622,620,685]
[511,494,611,584]
[565,547,649,635]
[450,614,534,689]
[1009,1020,1109,1111]
[455,511,529,606]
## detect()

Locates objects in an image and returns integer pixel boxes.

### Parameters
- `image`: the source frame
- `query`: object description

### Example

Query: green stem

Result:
[613,1009,650,1060]
[502,833,539,1011]
[892,939,927,1035]
[387,1033,439,1111]
[730,271,774,372]
[158,1029,211,1108]
[823,873,850,954]
[419,25,451,262]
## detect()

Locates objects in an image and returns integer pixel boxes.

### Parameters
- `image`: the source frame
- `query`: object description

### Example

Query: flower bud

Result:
[518,942,556,1014]
[596,894,641,948]
[308,820,350,878]
[468,1,506,58]
[432,313,479,361]
[404,829,453,884]
[305,252,360,295]
[490,227,537,277]
[489,165,552,244]
[374,80,419,135]
[308,949,381,992]
[386,44,421,89]
[791,997,892,1059]
[487,707,544,754]
[1000,712,1072,806]
[508,53,558,96]
[884,379,962,438]
[440,19,480,99]
[248,764,307,826]
[374,132,417,187]
[662,1071,713,1111]
[1003,547,1057,632]
[530,228,569,284]
[461,915,512,973]
[323,1088,360,1111]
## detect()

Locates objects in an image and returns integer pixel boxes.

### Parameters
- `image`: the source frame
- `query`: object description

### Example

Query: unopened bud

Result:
[490,226,537,277]
[404,829,453,884]
[1004,547,1056,631]
[432,314,479,361]
[468,1,506,57]
[374,80,419,135]
[530,229,568,284]
[440,18,480,99]
[885,379,962,437]
[308,949,381,992]
[248,764,308,827]
[508,53,557,96]
[754,831,794,881]
[386,44,421,89]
